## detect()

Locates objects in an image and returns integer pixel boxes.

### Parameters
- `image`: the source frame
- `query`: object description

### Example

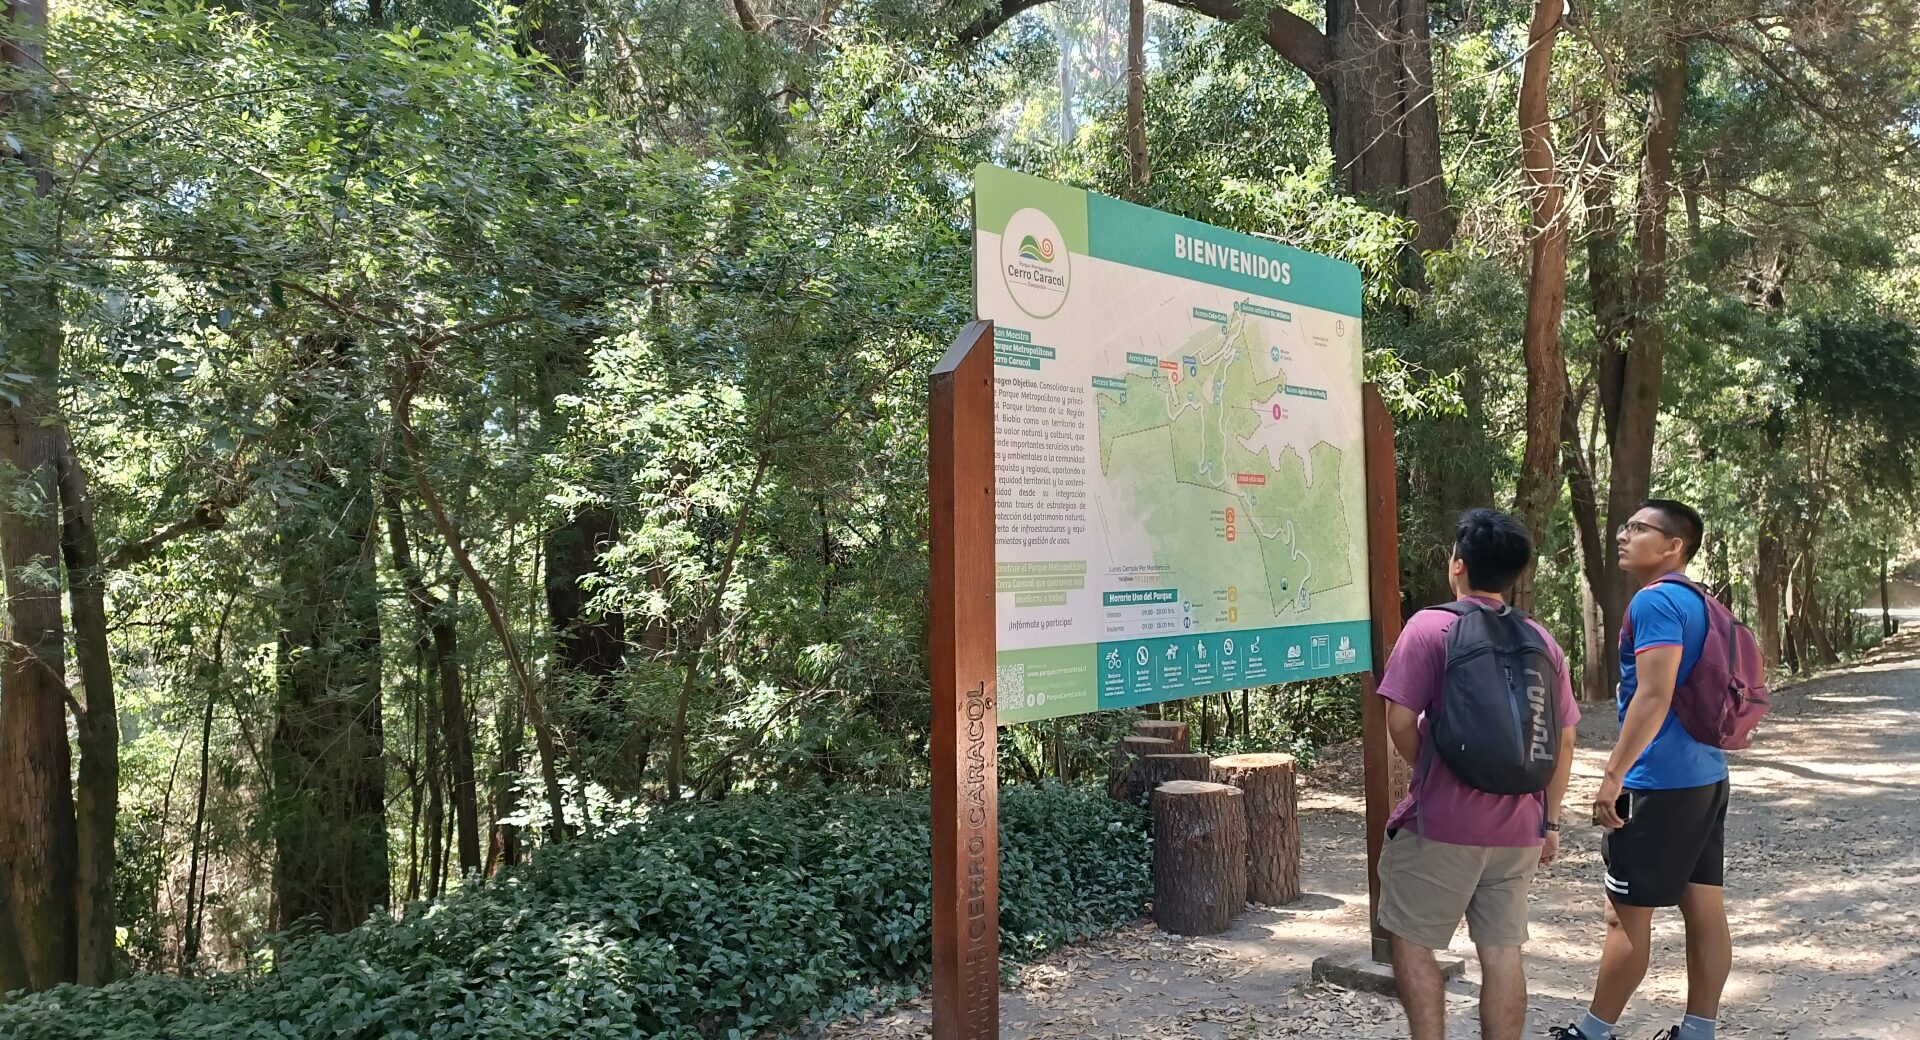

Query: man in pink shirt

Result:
[1376,509,1580,1040]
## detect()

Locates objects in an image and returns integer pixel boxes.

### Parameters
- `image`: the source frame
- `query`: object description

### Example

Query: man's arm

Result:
[1540,724,1575,866]
[1546,725,1576,824]
[1594,645,1682,828]
[1387,701,1421,767]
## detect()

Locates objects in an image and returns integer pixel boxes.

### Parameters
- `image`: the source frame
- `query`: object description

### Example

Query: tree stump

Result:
[1131,719,1191,752]
[1141,753,1210,792]
[1151,780,1248,935]
[1210,753,1300,905]
[1107,735,1178,801]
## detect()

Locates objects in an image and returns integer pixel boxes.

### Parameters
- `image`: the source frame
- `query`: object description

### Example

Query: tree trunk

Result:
[1057,9,1076,147]
[1597,40,1689,667]
[183,674,217,965]
[1756,519,1784,669]
[1800,544,1838,664]
[1125,0,1148,188]
[1603,39,1690,634]
[0,864,28,996]
[1510,0,1569,613]
[1151,781,1248,936]
[1580,102,1630,441]
[430,603,479,877]
[425,774,445,898]
[1395,0,1451,255]
[56,437,118,985]
[405,657,425,903]
[184,596,231,968]
[1562,396,1614,700]
[422,649,445,899]
[270,337,388,933]
[385,488,482,876]
[0,404,76,989]
[394,356,567,843]
[435,782,455,895]
[959,1,1451,255]
[528,13,637,794]
[1329,0,1408,209]
[544,506,630,783]
[1209,753,1300,905]
[1,0,78,989]
[1882,543,1895,638]
[1706,530,1732,603]
[488,668,525,874]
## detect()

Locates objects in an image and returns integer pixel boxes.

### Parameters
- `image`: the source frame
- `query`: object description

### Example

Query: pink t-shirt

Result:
[1379,596,1580,847]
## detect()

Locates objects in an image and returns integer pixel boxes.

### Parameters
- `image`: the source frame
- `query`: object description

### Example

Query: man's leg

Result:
[1588,899,1655,1022]
[1474,943,1526,1040]
[1671,781,1733,1039]
[1380,832,1479,1040]
[1391,931,1448,1040]
[1677,883,1731,1020]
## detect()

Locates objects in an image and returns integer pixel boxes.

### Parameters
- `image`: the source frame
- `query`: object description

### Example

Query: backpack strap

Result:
[1647,573,1706,596]
[1426,599,1531,622]
[1637,574,1740,677]
[1416,720,1439,785]
[1651,574,1741,669]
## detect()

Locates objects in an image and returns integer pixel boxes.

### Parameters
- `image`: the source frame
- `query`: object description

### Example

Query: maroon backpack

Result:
[1626,575,1772,751]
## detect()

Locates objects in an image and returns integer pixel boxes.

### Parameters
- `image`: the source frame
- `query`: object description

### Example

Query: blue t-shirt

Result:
[1618,577,1728,790]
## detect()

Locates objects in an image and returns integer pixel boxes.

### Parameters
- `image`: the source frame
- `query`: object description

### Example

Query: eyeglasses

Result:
[1616,519,1677,540]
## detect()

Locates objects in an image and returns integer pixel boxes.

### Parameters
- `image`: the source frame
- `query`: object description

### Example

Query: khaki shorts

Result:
[1378,830,1538,950]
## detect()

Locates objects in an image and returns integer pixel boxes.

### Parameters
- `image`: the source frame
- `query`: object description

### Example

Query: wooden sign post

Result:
[1357,383,1406,965]
[935,165,1411,1032]
[929,319,999,1040]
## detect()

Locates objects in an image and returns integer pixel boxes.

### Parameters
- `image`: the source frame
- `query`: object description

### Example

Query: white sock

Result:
[1575,1011,1615,1039]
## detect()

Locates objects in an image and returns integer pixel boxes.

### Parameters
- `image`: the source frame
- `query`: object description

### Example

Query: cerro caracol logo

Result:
[1001,207,1071,319]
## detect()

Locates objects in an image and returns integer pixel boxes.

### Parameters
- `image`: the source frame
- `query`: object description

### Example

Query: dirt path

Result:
[825,625,1920,1040]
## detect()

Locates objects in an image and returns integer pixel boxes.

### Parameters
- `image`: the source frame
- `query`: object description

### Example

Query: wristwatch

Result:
[1542,819,1561,832]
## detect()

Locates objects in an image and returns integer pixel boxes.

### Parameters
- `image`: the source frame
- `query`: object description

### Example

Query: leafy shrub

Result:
[0,785,1148,1040]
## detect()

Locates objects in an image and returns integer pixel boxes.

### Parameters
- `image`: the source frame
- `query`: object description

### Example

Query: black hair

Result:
[1452,508,1533,594]
[1640,498,1704,562]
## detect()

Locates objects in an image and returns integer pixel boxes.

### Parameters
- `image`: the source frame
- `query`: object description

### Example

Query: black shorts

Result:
[1601,779,1729,907]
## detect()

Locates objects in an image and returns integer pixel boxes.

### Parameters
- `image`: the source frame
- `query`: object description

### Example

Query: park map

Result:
[975,164,1371,723]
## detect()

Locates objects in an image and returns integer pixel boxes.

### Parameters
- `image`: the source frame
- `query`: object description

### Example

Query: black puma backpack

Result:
[1421,601,1561,795]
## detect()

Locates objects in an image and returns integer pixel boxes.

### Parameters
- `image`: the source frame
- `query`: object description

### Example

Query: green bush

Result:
[0,785,1149,1040]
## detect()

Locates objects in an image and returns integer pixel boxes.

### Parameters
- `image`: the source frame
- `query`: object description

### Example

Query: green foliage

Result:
[8,0,1920,995]
[0,785,1150,1038]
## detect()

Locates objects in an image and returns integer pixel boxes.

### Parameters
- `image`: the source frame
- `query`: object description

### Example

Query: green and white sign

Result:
[974,164,1373,725]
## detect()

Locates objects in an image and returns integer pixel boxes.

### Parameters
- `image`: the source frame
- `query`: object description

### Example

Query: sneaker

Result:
[1546,1029,1593,1040]
[1651,1030,1683,1040]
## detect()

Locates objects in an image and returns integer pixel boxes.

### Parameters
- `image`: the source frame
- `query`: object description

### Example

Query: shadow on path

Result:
[823,627,1920,1040]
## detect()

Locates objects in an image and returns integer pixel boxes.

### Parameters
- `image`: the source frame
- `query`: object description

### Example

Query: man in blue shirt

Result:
[1553,499,1730,1040]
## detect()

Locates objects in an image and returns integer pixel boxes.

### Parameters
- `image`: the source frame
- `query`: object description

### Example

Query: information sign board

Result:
[975,164,1374,724]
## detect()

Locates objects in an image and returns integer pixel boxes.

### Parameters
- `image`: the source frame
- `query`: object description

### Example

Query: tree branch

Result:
[392,351,569,842]
[732,0,761,34]
[956,0,1330,84]
[104,475,250,571]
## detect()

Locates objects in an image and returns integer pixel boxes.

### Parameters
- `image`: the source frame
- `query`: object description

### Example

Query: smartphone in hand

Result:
[1593,792,1633,827]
